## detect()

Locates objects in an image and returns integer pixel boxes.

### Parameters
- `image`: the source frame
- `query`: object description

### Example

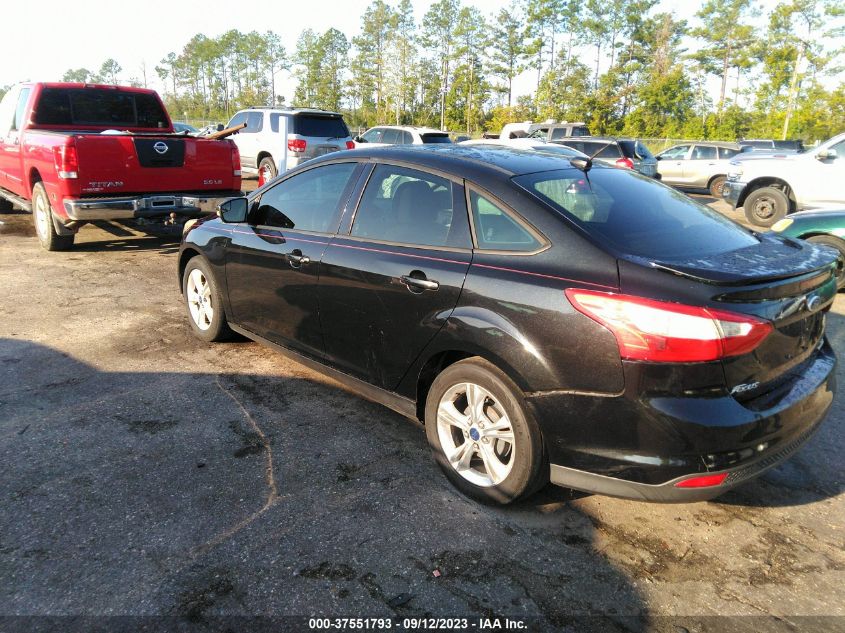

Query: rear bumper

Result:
[723,180,747,208]
[62,193,239,221]
[529,342,836,502]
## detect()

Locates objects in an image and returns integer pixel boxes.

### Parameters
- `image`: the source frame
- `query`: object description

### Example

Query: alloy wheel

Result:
[186,268,214,330]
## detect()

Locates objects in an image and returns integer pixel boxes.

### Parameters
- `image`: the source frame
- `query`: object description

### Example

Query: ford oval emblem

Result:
[153,141,169,155]
[806,295,822,313]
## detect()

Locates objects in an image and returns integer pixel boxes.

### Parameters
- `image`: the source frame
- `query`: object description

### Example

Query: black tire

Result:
[182,257,233,342]
[743,186,789,227]
[709,175,727,198]
[806,235,845,290]
[424,357,547,505]
[258,156,277,184]
[32,182,74,251]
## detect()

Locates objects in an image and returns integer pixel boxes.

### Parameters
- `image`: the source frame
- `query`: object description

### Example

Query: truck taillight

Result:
[565,289,773,363]
[231,143,241,177]
[53,143,79,179]
[288,138,307,153]
[345,141,355,150]
[615,157,634,169]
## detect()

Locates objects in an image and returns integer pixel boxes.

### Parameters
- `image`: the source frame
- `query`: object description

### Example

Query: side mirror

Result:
[217,197,248,223]
[216,123,225,132]
[354,136,365,143]
[817,149,838,160]
[655,155,662,161]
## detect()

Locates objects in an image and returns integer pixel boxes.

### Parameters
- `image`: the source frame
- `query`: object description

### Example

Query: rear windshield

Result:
[33,88,169,128]
[421,133,452,144]
[558,140,621,158]
[513,168,759,260]
[291,115,349,138]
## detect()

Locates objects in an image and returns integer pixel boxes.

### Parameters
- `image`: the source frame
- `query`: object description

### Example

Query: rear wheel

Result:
[258,156,277,187]
[32,182,74,251]
[709,175,727,198]
[424,358,546,504]
[744,186,789,227]
[806,235,845,290]
[183,257,232,342]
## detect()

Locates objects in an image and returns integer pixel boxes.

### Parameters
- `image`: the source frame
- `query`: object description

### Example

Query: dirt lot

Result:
[1,189,843,632]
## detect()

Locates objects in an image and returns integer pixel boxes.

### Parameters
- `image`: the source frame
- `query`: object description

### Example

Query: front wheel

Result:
[806,235,845,290]
[182,257,232,342]
[424,358,547,504]
[744,186,789,227]
[32,182,74,251]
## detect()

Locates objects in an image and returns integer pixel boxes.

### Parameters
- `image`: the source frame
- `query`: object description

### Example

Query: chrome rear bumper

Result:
[63,194,236,221]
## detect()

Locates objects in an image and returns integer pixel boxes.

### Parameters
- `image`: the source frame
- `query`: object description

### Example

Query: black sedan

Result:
[178,146,837,504]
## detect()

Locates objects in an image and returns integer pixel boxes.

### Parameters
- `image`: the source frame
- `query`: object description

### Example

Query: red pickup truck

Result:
[0,82,242,250]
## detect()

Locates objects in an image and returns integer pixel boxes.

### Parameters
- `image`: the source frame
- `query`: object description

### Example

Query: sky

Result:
[0,0,800,112]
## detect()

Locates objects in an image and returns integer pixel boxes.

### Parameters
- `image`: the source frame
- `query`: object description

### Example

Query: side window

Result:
[661,145,690,160]
[549,128,564,140]
[691,145,717,160]
[351,164,470,249]
[361,128,382,143]
[402,131,413,145]
[227,112,248,129]
[828,140,845,158]
[13,88,31,131]
[245,112,263,133]
[719,147,739,159]
[597,143,622,158]
[470,191,543,252]
[270,113,286,134]
[381,128,400,144]
[252,162,357,233]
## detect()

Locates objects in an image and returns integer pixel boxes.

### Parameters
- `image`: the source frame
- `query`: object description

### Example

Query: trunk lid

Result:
[71,133,239,195]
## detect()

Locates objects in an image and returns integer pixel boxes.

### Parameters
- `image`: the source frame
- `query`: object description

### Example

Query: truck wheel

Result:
[32,182,74,251]
[182,257,233,342]
[806,235,845,290]
[744,186,789,227]
[424,358,547,505]
[258,156,277,186]
[709,175,727,198]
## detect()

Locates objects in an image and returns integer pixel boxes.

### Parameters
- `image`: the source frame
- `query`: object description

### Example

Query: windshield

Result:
[513,168,759,260]
[34,88,169,128]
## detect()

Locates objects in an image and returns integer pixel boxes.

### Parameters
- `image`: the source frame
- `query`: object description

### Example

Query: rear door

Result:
[687,144,718,187]
[224,161,360,358]
[318,163,473,389]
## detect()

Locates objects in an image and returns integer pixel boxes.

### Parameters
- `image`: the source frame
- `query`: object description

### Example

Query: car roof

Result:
[313,145,594,179]
[240,107,343,117]
[369,125,447,134]
[670,141,740,149]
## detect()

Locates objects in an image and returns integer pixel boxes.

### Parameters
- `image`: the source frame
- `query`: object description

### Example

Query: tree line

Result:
[38,0,845,141]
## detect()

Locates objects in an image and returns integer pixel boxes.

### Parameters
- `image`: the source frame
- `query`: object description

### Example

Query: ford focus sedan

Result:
[178,146,837,504]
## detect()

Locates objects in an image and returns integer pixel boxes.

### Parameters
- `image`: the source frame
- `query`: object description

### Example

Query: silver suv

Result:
[656,142,741,197]
[226,107,354,182]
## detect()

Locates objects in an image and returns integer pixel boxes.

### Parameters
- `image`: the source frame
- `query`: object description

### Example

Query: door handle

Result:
[401,273,439,293]
[287,249,310,268]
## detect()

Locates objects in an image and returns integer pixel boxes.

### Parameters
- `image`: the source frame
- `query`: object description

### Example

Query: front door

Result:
[318,163,473,390]
[0,86,29,194]
[224,161,360,358]
[656,145,690,185]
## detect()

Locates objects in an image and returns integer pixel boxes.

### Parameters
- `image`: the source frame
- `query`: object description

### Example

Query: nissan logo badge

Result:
[806,295,822,313]
[153,141,169,155]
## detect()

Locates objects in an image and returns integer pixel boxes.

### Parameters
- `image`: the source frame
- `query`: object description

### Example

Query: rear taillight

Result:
[231,143,241,177]
[53,142,79,179]
[345,140,355,150]
[674,473,728,488]
[615,157,634,169]
[565,289,773,363]
[288,138,307,153]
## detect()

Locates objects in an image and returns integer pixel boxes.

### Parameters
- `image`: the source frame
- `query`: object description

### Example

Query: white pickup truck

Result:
[724,132,845,226]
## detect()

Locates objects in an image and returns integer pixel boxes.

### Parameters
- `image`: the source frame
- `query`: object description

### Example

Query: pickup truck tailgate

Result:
[71,134,238,195]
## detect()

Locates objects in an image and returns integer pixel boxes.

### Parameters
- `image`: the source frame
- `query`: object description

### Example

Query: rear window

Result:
[291,115,349,138]
[421,133,452,144]
[34,88,169,128]
[513,168,759,260]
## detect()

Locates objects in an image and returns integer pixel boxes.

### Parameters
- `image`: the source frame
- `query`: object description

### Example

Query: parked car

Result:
[739,139,805,153]
[656,142,741,197]
[178,145,836,505]
[772,210,845,288]
[551,137,659,178]
[225,106,354,184]
[173,122,199,134]
[353,125,452,147]
[724,132,845,226]
[0,82,242,250]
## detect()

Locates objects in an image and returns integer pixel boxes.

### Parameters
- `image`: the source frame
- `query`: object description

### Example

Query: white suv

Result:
[353,125,452,147]
[226,107,354,182]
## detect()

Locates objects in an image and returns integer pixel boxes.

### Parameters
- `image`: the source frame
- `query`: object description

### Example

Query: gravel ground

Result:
[0,188,842,633]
